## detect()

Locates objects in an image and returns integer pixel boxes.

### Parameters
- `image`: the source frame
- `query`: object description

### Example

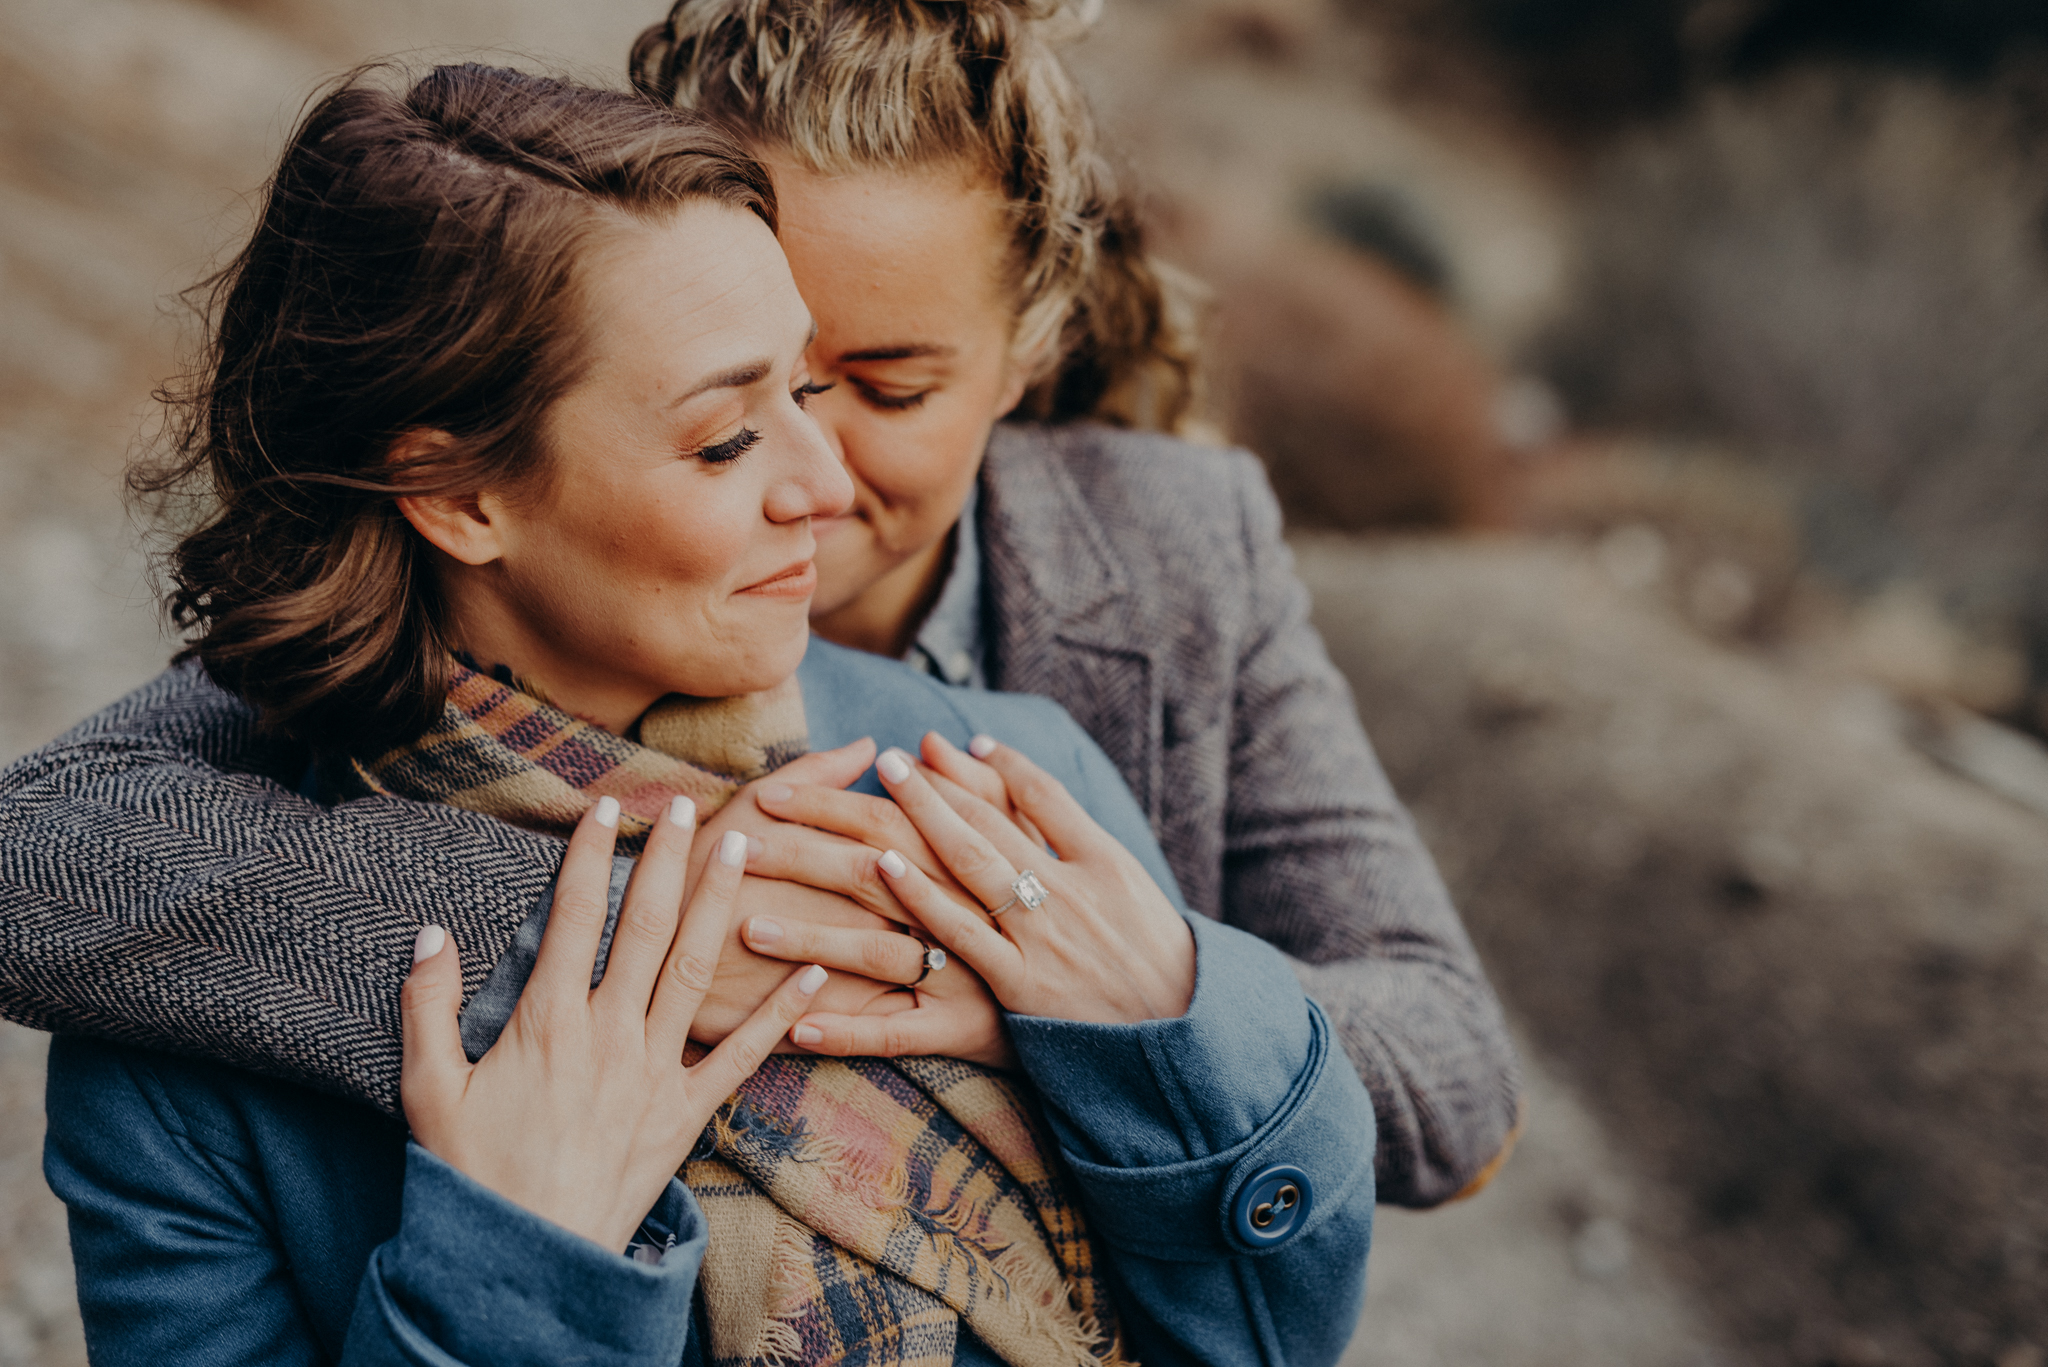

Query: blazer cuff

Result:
[352,1143,704,1365]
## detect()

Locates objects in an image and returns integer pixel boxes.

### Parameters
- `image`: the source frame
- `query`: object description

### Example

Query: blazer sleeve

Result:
[42,1036,706,1367]
[0,665,559,1112]
[1007,915,1375,1367]
[1219,454,1521,1207]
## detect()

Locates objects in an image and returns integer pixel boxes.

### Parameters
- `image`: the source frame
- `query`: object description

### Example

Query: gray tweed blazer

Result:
[0,421,1516,1207]
[976,424,1517,1206]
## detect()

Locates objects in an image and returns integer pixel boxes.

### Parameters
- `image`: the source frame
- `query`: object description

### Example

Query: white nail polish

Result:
[797,964,828,995]
[412,925,446,964]
[877,750,911,784]
[968,734,996,759]
[719,829,748,867]
[878,849,908,878]
[668,795,695,828]
[593,795,621,829]
[791,1023,824,1046]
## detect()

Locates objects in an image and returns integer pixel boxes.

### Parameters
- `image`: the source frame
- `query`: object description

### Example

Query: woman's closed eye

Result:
[849,377,932,412]
[690,427,761,464]
[793,380,835,409]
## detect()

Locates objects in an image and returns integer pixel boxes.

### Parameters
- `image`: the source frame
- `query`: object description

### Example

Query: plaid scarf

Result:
[350,661,1128,1367]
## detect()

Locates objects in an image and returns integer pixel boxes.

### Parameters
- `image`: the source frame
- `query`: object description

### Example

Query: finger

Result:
[648,827,750,1056]
[785,1007,960,1058]
[919,732,1010,810]
[399,927,468,1131]
[742,831,916,926]
[923,769,1049,873]
[872,748,1020,908]
[755,782,926,859]
[527,797,624,1007]
[743,915,931,984]
[757,737,877,792]
[957,739,1118,863]
[875,848,1021,990]
[921,732,1049,849]
[595,795,697,1018]
[691,962,829,1099]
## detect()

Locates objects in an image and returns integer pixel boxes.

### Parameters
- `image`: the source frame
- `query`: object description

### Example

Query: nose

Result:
[763,401,855,524]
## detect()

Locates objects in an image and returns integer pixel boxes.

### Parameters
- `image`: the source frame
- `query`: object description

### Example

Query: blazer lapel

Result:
[979,425,1163,824]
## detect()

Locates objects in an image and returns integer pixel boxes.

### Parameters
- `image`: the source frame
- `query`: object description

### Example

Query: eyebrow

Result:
[668,322,821,408]
[836,343,956,363]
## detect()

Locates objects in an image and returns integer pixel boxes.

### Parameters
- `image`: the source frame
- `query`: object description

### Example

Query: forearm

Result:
[0,666,558,1112]
[344,1146,704,1367]
[1225,459,1520,1206]
[1006,916,1375,1367]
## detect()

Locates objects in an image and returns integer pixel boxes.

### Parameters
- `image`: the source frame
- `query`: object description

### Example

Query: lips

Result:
[738,559,818,599]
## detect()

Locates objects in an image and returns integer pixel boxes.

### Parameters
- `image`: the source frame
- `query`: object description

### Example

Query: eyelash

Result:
[691,382,837,463]
[693,428,759,464]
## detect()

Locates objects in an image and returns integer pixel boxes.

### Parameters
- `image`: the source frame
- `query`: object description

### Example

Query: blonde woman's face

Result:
[766,155,1030,649]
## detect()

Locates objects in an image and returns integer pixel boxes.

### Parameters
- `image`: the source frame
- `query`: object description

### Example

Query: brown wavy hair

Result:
[629,0,1203,432]
[133,63,774,755]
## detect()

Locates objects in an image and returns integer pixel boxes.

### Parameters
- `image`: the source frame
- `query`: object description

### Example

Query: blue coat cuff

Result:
[1006,915,1376,1260]
[350,1143,704,1365]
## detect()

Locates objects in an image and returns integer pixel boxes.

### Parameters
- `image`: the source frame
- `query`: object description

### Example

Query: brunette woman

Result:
[26,63,1372,1366]
[1,0,1517,1216]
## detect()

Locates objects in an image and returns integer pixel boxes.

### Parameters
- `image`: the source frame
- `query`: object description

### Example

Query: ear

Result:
[389,430,504,568]
[996,329,1058,417]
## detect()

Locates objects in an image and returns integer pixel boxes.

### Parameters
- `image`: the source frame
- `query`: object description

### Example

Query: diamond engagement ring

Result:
[989,869,1049,917]
[910,944,947,985]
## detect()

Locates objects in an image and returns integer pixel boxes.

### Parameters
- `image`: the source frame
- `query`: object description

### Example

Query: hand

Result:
[738,907,1016,1068]
[680,740,919,1045]
[867,733,1197,1025]
[400,792,828,1252]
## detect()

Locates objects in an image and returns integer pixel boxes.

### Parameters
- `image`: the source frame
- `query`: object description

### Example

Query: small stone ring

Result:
[910,944,947,985]
[989,869,1050,918]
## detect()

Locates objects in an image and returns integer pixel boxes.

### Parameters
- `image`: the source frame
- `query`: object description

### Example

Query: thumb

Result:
[399,926,469,1131]
[766,737,877,791]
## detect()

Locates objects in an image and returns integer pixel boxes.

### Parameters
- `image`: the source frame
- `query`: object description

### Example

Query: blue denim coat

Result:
[42,642,1375,1366]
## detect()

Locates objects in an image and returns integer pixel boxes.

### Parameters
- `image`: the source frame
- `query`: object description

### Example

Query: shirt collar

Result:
[906,482,986,689]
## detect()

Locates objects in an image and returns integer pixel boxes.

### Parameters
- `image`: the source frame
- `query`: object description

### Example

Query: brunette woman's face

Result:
[766,156,1030,646]
[409,202,853,733]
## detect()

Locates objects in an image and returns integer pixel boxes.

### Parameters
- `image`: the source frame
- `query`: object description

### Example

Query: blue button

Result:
[1231,1164,1313,1247]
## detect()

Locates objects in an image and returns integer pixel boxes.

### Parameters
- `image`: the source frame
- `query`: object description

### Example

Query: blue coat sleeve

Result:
[1007,916,1376,1367]
[42,1036,706,1367]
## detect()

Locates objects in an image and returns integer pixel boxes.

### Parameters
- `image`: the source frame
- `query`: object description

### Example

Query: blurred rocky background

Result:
[2,0,2046,1364]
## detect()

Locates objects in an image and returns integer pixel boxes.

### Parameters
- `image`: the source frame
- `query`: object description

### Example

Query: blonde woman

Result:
[24,64,1374,1366]
[6,0,1513,1208]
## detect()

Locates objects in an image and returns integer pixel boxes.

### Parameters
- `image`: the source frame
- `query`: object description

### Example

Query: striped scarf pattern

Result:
[353,662,1128,1367]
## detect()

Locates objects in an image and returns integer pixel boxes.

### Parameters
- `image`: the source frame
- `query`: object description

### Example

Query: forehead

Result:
[572,201,805,377]
[765,156,1016,340]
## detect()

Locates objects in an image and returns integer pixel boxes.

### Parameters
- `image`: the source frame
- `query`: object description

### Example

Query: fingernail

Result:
[878,849,908,878]
[747,917,784,945]
[877,750,911,784]
[668,795,696,828]
[968,734,997,759]
[748,835,765,859]
[593,795,621,829]
[797,965,828,995]
[760,782,794,804]
[412,925,446,964]
[792,1023,824,1045]
[719,829,748,867]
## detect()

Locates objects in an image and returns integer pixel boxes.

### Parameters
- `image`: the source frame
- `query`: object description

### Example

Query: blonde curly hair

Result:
[631,0,1202,433]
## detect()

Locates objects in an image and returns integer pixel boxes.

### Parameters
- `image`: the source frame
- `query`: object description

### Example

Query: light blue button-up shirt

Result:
[905,485,987,690]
